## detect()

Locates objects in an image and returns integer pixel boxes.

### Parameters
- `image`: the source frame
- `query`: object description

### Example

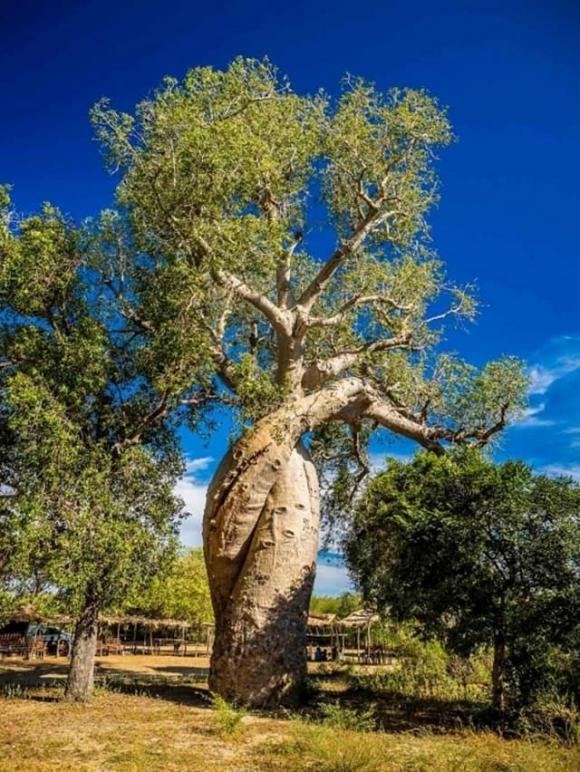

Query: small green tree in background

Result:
[346,450,580,713]
[310,592,361,619]
[128,547,213,625]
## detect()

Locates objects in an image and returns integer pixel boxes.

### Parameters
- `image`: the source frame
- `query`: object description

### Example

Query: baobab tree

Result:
[92,58,527,706]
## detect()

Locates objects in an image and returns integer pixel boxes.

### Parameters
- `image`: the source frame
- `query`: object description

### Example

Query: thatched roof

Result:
[307,612,337,627]
[337,609,380,628]
[99,615,194,629]
[7,604,47,623]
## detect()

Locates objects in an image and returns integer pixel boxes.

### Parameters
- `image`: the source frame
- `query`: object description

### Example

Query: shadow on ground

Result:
[1,657,489,732]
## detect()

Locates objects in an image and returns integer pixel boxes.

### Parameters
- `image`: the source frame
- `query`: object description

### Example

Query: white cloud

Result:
[175,456,214,547]
[313,562,353,596]
[528,343,580,396]
[538,463,580,481]
[185,456,214,473]
[513,402,556,429]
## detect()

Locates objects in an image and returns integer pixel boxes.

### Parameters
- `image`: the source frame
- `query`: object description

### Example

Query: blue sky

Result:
[2,0,579,593]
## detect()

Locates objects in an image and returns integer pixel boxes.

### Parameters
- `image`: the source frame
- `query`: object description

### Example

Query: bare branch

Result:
[295,206,399,312]
[306,293,412,328]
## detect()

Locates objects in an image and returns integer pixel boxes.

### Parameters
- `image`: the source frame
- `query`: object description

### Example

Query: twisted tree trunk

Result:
[202,380,372,706]
[206,441,319,706]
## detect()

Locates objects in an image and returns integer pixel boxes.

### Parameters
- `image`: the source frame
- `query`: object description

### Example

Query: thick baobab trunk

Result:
[203,380,369,707]
[206,443,319,706]
[64,596,99,702]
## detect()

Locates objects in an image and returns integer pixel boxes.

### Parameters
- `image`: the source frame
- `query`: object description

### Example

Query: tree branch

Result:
[213,269,290,334]
[295,206,398,312]
[301,331,415,390]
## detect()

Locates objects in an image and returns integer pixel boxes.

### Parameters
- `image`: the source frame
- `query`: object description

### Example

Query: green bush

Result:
[516,693,580,746]
[211,693,247,738]
[319,701,376,732]
[349,635,490,704]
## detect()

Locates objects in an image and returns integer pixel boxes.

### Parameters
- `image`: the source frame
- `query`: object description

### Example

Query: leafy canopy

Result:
[0,195,186,615]
[90,58,526,456]
[346,450,580,706]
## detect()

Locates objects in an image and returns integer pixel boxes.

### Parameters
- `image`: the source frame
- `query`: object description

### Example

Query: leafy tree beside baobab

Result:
[89,58,527,707]
[346,451,580,713]
[0,196,190,701]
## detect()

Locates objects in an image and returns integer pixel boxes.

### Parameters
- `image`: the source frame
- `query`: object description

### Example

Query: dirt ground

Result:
[0,653,210,685]
[1,657,578,771]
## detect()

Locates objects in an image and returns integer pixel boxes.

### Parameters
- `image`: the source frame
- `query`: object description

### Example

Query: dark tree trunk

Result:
[491,630,506,713]
[64,596,99,702]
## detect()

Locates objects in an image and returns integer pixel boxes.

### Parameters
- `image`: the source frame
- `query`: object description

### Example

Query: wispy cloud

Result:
[513,402,556,429]
[175,456,214,547]
[538,463,580,481]
[185,456,214,473]
[528,336,580,395]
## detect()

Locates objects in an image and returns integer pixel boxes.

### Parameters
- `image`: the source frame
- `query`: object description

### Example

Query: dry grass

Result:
[0,658,578,771]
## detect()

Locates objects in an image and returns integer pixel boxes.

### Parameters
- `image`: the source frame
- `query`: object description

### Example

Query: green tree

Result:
[128,547,213,625]
[346,451,580,712]
[0,196,191,700]
[310,592,361,618]
[89,57,528,705]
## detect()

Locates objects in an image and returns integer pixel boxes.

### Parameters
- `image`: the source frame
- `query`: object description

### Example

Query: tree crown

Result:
[89,58,526,463]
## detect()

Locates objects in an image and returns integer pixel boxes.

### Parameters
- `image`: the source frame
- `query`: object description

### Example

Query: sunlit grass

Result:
[0,664,578,771]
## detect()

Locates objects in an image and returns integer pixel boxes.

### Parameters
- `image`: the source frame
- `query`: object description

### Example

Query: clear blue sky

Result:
[2,0,580,592]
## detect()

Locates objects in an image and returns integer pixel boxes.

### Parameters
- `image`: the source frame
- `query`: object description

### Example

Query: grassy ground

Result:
[0,657,578,771]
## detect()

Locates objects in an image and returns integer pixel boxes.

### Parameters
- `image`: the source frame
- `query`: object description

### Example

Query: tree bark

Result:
[64,595,99,702]
[204,435,320,707]
[491,630,506,713]
[202,379,376,706]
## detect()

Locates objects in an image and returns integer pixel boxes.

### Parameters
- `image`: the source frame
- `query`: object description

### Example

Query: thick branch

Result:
[301,331,414,391]
[360,399,444,454]
[213,269,290,334]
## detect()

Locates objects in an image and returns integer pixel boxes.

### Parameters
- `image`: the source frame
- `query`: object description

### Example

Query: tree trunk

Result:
[64,596,99,702]
[204,438,319,706]
[203,380,370,707]
[491,630,506,713]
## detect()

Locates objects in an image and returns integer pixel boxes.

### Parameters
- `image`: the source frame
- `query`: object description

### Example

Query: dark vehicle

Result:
[28,624,73,655]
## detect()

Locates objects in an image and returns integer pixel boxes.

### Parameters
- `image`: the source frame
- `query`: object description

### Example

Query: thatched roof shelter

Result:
[338,609,380,629]
[99,614,192,629]
[6,604,47,623]
[307,612,336,628]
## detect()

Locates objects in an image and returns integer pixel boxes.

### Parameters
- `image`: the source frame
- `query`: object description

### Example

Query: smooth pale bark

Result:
[206,442,319,705]
[202,377,444,706]
[64,597,99,702]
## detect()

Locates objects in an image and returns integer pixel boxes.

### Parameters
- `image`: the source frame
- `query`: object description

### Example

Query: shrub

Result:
[517,693,580,746]
[211,693,247,738]
[319,701,376,732]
